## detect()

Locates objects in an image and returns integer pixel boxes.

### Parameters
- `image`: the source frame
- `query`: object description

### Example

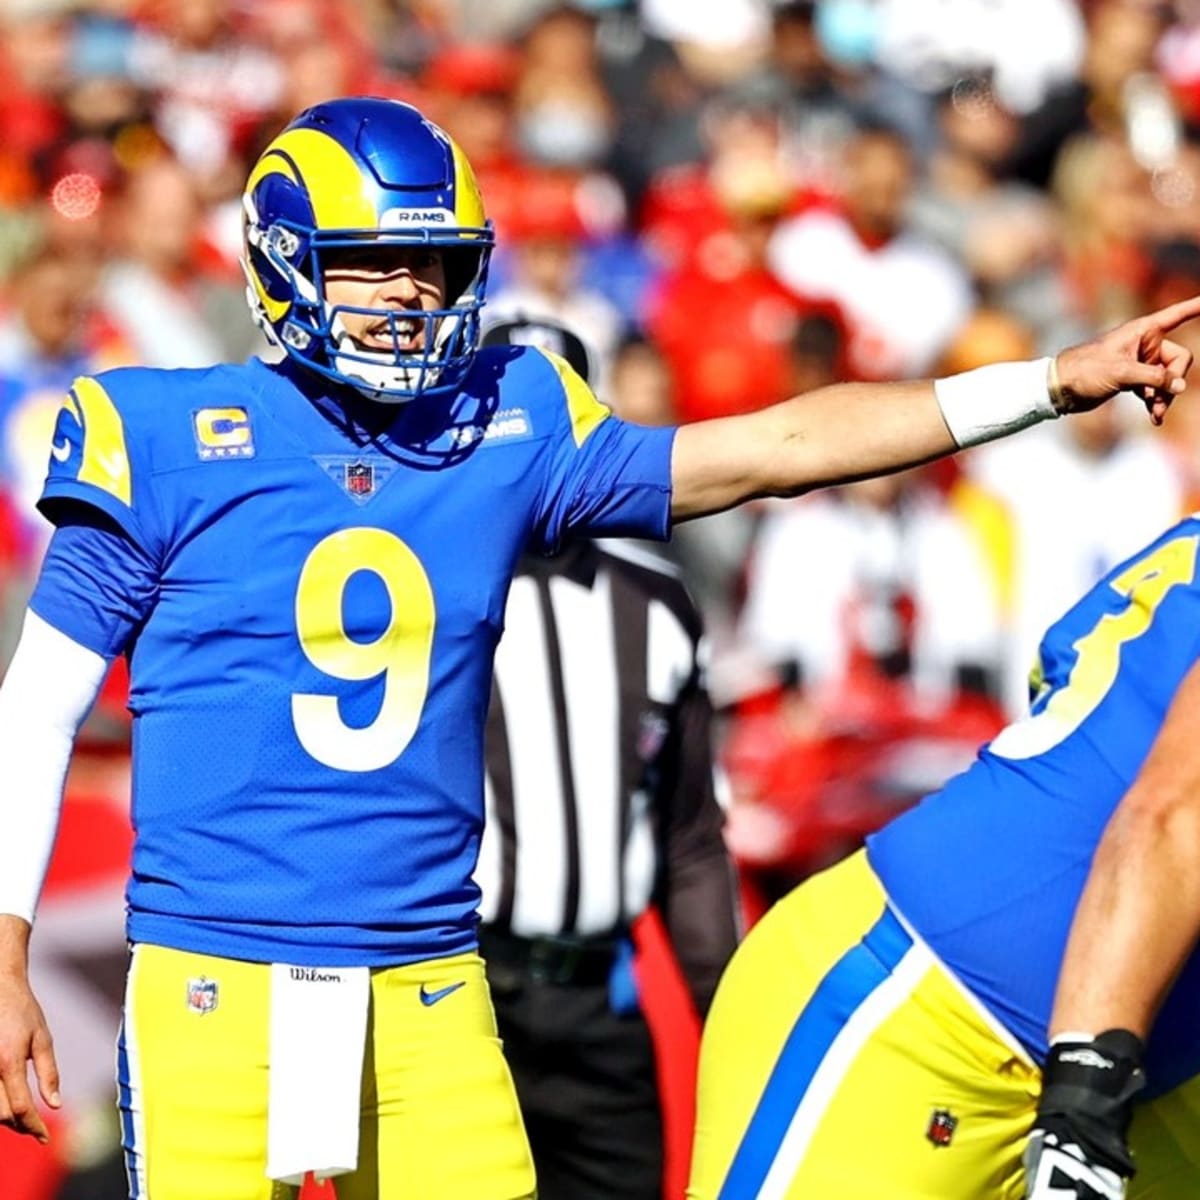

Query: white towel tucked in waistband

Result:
[266,963,370,1185]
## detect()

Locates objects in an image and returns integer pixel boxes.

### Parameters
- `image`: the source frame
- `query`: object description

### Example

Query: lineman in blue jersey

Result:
[687,516,1200,1200]
[0,97,1196,1200]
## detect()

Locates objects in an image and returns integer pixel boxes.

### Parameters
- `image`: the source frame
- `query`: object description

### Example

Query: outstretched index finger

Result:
[1143,294,1200,336]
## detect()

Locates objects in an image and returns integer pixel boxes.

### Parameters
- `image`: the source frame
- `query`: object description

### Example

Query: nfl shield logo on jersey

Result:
[344,462,375,498]
[926,1108,957,1148]
[187,976,219,1015]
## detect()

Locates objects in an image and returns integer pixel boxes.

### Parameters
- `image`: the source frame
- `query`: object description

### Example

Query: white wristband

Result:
[934,357,1060,449]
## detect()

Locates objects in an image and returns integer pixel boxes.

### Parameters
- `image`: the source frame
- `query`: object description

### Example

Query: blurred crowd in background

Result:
[5,0,1200,1195]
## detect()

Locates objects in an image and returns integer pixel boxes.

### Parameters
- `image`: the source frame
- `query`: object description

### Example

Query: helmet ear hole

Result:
[247,239,290,304]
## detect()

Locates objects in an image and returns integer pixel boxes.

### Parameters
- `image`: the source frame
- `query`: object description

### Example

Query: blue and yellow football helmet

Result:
[241,97,494,403]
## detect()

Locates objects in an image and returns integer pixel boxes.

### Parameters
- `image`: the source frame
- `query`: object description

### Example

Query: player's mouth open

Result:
[362,317,423,352]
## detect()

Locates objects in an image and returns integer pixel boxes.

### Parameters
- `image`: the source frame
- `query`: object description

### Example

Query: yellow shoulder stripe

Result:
[537,349,610,449]
[71,377,132,507]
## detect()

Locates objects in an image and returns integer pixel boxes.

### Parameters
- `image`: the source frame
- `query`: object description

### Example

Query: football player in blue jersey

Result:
[686,514,1200,1200]
[0,95,1196,1200]
[1023,571,1200,1195]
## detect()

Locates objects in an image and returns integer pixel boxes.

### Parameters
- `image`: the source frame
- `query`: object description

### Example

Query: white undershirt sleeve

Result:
[0,610,111,923]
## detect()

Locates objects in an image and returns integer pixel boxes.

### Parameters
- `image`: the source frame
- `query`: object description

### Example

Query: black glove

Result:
[1023,1029,1146,1199]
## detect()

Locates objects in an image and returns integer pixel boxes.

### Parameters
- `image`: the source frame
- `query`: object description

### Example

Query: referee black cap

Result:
[481,315,594,385]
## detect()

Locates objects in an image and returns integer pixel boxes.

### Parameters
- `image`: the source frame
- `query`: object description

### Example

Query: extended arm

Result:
[670,297,1200,521]
[0,611,109,1142]
[0,509,154,1142]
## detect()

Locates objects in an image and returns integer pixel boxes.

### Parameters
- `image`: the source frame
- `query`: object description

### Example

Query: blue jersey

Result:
[31,348,675,967]
[869,516,1200,1098]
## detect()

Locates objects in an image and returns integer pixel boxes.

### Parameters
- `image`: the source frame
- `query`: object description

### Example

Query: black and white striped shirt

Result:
[477,538,739,1012]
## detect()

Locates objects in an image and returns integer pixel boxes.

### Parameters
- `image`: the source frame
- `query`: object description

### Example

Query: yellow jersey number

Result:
[292,528,435,772]
[990,534,1199,760]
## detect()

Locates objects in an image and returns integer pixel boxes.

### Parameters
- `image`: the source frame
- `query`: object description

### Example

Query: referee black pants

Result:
[487,964,664,1200]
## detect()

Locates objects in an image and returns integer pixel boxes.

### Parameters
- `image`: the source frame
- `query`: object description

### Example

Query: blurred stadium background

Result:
[4,0,1200,1195]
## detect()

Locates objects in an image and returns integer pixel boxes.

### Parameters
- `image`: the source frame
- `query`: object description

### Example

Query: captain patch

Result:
[193,408,255,460]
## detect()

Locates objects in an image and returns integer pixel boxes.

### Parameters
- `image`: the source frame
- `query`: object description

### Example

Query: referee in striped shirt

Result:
[476,317,742,1200]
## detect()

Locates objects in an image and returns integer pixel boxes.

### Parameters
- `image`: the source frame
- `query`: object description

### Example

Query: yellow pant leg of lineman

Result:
[1128,1074,1200,1198]
[688,851,1041,1200]
[119,945,534,1200]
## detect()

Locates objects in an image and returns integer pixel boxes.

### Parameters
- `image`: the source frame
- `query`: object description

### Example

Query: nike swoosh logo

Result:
[50,436,71,463]
[419,981,466,1007]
